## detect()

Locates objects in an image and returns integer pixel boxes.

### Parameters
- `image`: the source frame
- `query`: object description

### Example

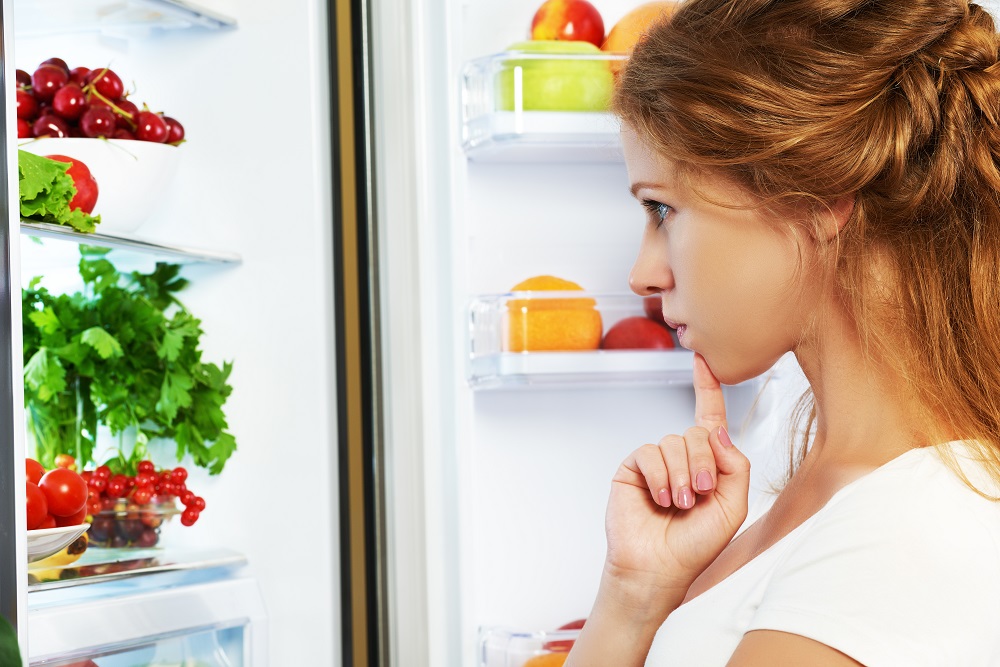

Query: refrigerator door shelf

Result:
[12,0,237,37]
[462,50,626,163]
[479,626,581,667]
[28,571,266,665]
[469,349,698,389]
[469,291,694,388]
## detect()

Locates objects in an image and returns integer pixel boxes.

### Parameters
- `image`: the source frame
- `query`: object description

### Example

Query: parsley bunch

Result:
[22,252,236,475]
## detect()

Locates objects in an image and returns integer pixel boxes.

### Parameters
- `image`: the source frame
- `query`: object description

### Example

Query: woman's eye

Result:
[641,199,671,224]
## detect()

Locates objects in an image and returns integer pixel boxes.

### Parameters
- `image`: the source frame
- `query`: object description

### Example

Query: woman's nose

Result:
[629,231,671,296]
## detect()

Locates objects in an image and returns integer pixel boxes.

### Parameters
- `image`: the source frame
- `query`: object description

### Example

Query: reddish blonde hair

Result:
[614,0,1000,494]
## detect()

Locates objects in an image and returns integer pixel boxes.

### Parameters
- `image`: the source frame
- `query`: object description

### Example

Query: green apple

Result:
[496,40,614,112]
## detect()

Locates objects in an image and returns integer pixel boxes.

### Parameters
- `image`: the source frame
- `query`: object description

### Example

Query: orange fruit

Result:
[602,1,680,63]
[523,653,569,667]
[505,275,603,352]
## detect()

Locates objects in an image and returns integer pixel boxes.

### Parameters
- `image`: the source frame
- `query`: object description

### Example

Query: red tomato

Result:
[39,468,88,517]
[54,505,88,527]
[26,482,48,530]
[43,155,99,214]
[37,514,56,530]
[25,458,45,485]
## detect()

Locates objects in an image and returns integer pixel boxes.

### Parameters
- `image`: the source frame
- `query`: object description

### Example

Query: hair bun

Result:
[924,3,999,73]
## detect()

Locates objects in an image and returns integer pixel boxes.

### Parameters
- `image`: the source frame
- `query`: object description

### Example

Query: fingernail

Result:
[677,486,693,509]
[719,426,734,448]
[696,470,713,492]
[657,488,671,507]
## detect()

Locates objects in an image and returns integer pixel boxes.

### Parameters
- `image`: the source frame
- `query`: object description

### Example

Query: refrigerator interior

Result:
[11,0,340,663]
[378,0,830,663]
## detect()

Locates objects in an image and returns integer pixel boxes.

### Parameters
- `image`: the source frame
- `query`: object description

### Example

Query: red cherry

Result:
[31,64,68,102]
[40,57,70,75]
[32,113,69,138]
[86,67,124,101]
[162,116,185,144]
[17,118,31,138]
[69,66,91,86]
[134,111,168,143]
[15,69,31,88]
[79,106,117,138]
[16,89,39,120]
[52,84,87,121]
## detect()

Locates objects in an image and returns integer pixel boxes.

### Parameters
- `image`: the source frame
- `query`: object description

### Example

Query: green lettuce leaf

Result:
[18,149,100,233]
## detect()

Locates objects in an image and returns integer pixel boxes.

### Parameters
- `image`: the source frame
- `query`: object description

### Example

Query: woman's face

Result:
[622,126,822,384]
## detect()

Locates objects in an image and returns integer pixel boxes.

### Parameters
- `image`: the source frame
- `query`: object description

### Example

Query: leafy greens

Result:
[18,149,100,233]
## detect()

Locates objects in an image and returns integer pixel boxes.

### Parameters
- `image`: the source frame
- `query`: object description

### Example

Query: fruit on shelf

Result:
[497,40,614,112]
[15,58,186,144]
[530,0,606,48]
[44,154,98,214]
[601,316,676,350]
[602,1,680,58]
[29,531,90,571]
[505,275,603,352]
[643,294,667,326]
[543,618,586,652]
[523,653,569,667]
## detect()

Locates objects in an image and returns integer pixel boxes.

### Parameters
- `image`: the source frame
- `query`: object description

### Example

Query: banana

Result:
[28,532,89,581]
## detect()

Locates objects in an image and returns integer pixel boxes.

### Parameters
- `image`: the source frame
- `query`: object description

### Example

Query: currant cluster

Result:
[81,460,206,548]
[16,57,185,144]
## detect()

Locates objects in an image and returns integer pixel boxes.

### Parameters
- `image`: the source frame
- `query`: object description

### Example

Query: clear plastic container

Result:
[468,291,695,389]
[479,626,582,667]
[461,49,627,162]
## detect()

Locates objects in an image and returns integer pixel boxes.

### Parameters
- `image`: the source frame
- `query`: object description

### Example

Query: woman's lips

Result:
[662,317,688,347]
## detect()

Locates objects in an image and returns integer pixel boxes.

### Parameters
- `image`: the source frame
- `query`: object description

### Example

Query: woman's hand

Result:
[604,352,751,598]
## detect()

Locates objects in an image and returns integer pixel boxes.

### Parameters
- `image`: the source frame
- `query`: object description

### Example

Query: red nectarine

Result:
[530,0,605,48]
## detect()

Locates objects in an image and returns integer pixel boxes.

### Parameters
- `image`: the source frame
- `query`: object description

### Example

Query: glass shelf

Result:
[461,50,625,163]
[21,220,242,265]
[12,0,237,37]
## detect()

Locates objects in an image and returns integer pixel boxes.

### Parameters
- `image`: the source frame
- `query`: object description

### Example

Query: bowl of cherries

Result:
[16,57,186,234]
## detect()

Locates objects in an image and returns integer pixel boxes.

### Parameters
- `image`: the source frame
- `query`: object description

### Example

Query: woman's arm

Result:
[728,631,864,666]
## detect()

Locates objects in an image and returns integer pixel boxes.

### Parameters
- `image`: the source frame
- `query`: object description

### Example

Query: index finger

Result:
[693,353,728,432]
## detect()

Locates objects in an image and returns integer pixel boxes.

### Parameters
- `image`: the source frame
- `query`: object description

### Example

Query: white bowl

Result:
[27,523,90,563]
[18,137,182,234]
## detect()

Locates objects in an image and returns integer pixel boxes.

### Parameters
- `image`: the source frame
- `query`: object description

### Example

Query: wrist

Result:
[595,563,689,627]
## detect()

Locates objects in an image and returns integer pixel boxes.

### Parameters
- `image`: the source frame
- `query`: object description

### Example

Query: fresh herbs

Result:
[22,252,236,476]
[18,149,100,233]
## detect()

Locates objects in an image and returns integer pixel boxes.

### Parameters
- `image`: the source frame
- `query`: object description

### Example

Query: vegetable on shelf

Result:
[18,149,101,232]
[22,251,237,477]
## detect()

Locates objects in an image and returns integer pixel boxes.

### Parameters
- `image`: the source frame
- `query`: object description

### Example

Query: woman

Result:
[568,1,1000,665]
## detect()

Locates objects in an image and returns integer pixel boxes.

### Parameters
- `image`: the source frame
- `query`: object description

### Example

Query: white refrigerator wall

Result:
[13,1,340,664]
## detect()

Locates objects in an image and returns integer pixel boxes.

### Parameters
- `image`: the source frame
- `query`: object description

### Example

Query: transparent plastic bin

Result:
[479,626,581,667]
[468,292,695,389]
[461,49,627,162]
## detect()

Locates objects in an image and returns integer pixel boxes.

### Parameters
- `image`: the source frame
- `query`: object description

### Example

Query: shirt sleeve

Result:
[745,466,1000,666]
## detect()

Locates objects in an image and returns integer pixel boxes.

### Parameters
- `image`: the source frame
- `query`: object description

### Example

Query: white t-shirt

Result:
[645,442,1000,666]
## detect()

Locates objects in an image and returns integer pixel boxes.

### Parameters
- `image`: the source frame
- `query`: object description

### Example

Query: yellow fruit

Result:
[523,653,569,667]
[505,275,603,352]
[602,1,680,61]
[28,531,89,576]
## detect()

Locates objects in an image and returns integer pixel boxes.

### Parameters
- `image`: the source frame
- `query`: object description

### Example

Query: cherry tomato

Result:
[55,505,87,527]
[54,453,76,470]
[26,482,48,530]
[39,468,88,517]
[37,514,56,530]
[26,458,45,485]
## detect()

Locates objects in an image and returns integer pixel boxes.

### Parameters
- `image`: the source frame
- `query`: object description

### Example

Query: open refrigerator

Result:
[0,0,341,664]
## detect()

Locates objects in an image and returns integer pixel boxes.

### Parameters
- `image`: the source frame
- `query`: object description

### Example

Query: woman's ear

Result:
[815,196,855,241]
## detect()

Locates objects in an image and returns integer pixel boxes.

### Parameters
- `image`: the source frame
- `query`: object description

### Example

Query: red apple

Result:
[602,316,675,350]
[643,295,667,326]
[530,0,605,48]
[44,154,99,214]
[543,618,586,652]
